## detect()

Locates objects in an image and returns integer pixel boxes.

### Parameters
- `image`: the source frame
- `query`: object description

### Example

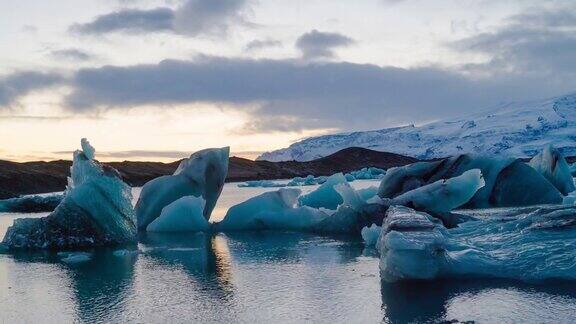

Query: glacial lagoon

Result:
[2,181,576,323]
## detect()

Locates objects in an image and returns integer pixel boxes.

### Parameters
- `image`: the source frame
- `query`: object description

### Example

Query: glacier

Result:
[146,196,209,232]
[259,93,576,162]
[1,139,137,249]
[135,147,229,230]
[378,205,576,282]
[529,145,575,195]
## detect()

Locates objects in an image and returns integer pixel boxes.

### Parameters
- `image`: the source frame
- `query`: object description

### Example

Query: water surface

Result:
[2,181,576,323]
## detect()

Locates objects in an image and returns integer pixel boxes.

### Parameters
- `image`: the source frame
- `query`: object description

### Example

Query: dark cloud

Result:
[70,7,174,34]
[451,6,576,77]
[245,39,282,51]
[0,72,64,108]
[70,0,250,37]
[296,30,354,59]
[62,56,574,132]
[50,49,94,61]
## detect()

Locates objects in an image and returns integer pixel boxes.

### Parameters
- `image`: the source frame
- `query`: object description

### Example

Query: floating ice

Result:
[238,180,286,188]
[569,162,576,177]
[379,205,576,282]
[215,188,327,231]
[58,252,92,264]
[0,194,63,213]
[135,147,229,230]
[2,139,137,249]
[378,154,563,208]
[529,145,575,195]
[146,196,209,232]
[392,169,485,213]
[345,167,386,181]
[298,173,348,209]
[361,224,381,246]
[378,161,442,199]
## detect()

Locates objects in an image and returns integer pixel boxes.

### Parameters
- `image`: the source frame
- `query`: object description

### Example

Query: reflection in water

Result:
[381,278,576,323]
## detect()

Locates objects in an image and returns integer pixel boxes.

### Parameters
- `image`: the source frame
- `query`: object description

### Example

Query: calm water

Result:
[2,181,576,323]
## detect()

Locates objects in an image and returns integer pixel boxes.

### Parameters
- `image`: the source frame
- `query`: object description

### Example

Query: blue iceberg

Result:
[2,139,137,249]
[0,194,63,213]
[146,196,209,232]
[529,145,575,195]
[135,147,229,230]
[378,205,576,282]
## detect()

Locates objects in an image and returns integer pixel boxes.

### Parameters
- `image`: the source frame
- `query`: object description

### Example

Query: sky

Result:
[1,0,575,162]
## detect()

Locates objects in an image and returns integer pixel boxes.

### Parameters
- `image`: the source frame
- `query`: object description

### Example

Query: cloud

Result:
[0,72,65,108]
[62,56,574,132]
[245,39,282,51]
[70,0,250,37]
[296,30,354,59]
[70,7,174,34]
[50,49,95,61]
[450,6,576,77]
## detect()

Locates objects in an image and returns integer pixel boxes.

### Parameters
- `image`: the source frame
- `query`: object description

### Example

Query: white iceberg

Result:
[2,138,136,249]
[146,196,209,232]
[529,145,575,195]
[392,169,485,213]
[379,205,576,282]
[135,147,229,230]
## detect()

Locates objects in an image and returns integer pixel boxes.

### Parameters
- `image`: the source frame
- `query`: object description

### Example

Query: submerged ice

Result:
[135,147,229,230]
[2,139,137,249]
[378,205,576,282]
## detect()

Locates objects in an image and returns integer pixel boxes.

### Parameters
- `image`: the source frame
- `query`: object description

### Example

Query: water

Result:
[2,181,576,323]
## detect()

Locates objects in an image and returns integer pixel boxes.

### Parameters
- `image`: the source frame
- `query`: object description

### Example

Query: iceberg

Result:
[379,205,576,282]
[146,196,209,232]
[1,139,137,249]
[361,224,381,246]
[529,145,575,195]
[391,169,485,213]
[378,161,443,199]
[0,194,63,213]
[298,173,349,209]
[135,147,229,230]
[215,188,327,231]
[569,162,576,177]
[238,180,286,188]
[345,167,386,180]
[378,154,563,208]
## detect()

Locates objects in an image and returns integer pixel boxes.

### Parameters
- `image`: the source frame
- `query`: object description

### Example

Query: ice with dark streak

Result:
[378,205,576,282]
[1,138,136,249]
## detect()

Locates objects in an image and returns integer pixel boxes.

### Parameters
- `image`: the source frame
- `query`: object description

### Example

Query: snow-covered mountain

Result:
[258,93,576,162]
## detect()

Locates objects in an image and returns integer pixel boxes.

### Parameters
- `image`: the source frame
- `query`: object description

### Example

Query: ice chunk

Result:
[80,138,95,160]
[379,154,564,208]
[392,169,485,213]
[58,252,92,264]
[238,180,286,188]
[146,196,209,232]
[0,194,63,213]
[135,147,229,230]
[361,224,381,246]
[2,139,136,249]
[569,162,576,177]
[215,188,327,231]
[529,145,575,195]
[298,173,348,209]
[379,205,576,282]
[357,186,379,202]
[378,161,442,199]
[344,173,355,182]
[346,167,386,180]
